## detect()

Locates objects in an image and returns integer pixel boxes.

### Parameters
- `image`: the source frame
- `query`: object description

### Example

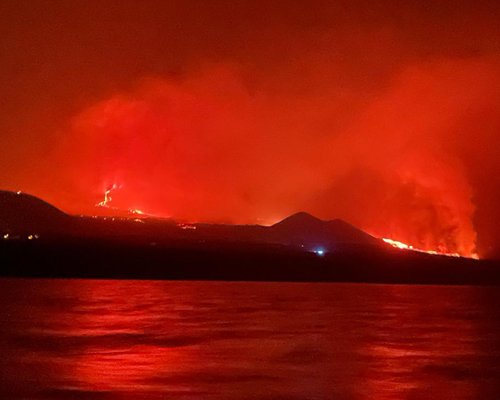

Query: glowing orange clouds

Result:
[41,60,500,257]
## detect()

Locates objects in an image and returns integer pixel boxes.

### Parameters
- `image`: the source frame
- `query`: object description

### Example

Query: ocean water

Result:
[1,279,500,399]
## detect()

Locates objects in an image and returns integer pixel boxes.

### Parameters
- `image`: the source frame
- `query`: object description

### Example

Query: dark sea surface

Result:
[1,279,500,399]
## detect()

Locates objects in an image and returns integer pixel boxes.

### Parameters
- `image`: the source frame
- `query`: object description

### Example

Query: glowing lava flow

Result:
[96,184,119,208]
[94,184,189,229]
[382,238,479,259]
[95,184,155,217]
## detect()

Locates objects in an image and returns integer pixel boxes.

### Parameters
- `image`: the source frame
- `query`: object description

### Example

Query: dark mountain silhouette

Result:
[272,211,325,229]
[0,190,71,237]
[269,212,379,248]
[1,190,497,285]
[0,190,378,249]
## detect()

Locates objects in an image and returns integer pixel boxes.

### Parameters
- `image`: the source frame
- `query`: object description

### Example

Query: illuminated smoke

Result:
[41,59,500,258]
[3,1,500,260]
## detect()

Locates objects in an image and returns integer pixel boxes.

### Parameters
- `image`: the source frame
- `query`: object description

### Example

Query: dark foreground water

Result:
[1,279,500,399]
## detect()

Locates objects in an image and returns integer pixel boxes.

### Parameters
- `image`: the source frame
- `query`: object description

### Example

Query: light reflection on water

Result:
[0,279,500,399]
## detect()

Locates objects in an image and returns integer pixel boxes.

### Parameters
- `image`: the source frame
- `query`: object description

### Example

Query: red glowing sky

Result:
[1,1,500,258]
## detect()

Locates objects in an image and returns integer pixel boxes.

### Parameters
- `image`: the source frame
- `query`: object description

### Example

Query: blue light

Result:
[315,249,325,256]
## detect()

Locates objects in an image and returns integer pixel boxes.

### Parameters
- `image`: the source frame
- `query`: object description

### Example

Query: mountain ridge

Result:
[0,190,378,250]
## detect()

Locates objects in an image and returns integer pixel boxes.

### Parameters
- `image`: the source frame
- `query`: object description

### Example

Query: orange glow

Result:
[382,238,479,259]
[44,63,487,257]
[95,183,120,208]
[358,284,484,400]
[66,281,200,392]
[178,223,197,230]
[95,184,161,218]
[94,182,481,258]
[2,1,500,259]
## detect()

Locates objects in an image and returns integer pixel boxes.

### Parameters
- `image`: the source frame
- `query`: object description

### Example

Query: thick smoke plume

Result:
[2,1,500,258]
[46,59,500,257]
